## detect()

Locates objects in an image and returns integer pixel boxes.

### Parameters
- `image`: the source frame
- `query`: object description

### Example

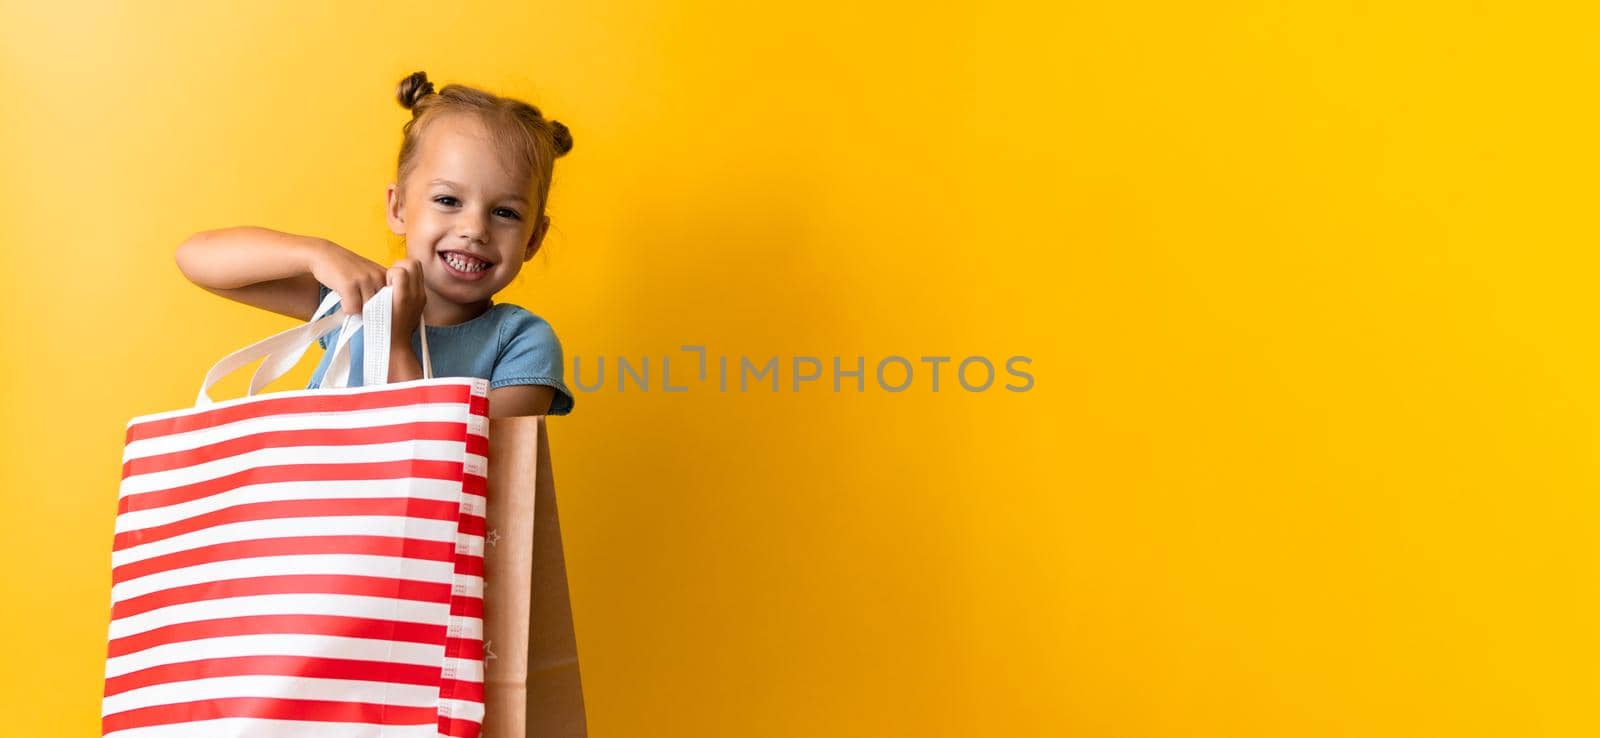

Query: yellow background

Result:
[3,1,1597,735]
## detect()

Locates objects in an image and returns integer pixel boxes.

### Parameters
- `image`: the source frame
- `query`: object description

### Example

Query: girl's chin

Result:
[424,277,494,304]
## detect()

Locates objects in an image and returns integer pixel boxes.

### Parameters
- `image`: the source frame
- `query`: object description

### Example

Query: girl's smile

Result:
[439,249,495,280]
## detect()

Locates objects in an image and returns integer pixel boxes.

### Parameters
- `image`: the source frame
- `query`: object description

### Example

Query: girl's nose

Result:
[456,213,488,243]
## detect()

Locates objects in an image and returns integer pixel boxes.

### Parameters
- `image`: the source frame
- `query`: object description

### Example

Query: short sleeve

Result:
[494,309,575,416]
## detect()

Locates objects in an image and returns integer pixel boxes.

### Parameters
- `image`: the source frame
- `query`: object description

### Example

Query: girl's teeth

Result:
[446,254,488,272]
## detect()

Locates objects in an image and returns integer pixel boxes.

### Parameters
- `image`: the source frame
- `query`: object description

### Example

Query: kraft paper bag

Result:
[481,416,587,738]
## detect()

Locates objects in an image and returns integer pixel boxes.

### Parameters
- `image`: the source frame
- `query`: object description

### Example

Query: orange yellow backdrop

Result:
[2,1,1597,736]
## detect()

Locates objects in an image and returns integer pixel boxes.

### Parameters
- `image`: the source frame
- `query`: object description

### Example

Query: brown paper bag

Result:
[481,416,587,738]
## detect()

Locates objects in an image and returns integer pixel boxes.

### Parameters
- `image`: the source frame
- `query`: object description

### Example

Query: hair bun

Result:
[396,71,435,110]
[550,119,573,157]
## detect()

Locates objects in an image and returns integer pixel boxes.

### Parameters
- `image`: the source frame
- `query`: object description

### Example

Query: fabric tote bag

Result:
[103,287,489,738]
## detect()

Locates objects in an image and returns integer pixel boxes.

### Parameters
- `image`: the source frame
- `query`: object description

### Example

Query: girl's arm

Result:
[488,385,555,418]
[175,226,387,320]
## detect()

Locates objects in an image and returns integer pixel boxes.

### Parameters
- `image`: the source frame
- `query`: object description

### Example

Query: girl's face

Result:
[385,113,549,311]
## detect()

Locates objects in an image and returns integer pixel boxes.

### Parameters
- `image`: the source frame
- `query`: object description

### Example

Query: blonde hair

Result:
[393,70,572,227]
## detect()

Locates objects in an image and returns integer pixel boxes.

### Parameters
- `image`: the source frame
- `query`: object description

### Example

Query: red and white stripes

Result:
[104,378,490,738]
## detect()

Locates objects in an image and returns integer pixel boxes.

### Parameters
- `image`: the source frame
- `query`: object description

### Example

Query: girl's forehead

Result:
[413,117,531,193]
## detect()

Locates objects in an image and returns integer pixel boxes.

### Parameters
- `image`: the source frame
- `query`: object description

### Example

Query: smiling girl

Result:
[176,71,575,417]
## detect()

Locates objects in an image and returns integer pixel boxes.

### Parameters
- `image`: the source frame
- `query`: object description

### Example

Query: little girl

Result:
[176,70,575,417]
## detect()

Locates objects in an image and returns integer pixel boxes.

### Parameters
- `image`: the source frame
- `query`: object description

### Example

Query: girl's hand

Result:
[386,258,427,339]
[306,241,389,316]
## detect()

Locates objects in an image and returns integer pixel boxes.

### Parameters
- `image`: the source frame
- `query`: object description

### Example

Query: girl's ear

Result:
[385,183,406,235]
[524,214,550,262]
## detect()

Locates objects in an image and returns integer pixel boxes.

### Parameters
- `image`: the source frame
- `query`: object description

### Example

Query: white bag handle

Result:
[244,289,347,396]
[319,286,433,389]
[194,285,433,407]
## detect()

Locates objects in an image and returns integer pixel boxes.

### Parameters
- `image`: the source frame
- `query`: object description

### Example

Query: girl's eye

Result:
[433,197,519,220]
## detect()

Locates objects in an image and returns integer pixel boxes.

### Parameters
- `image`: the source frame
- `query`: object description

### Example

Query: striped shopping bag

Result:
[104,287,489,738]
